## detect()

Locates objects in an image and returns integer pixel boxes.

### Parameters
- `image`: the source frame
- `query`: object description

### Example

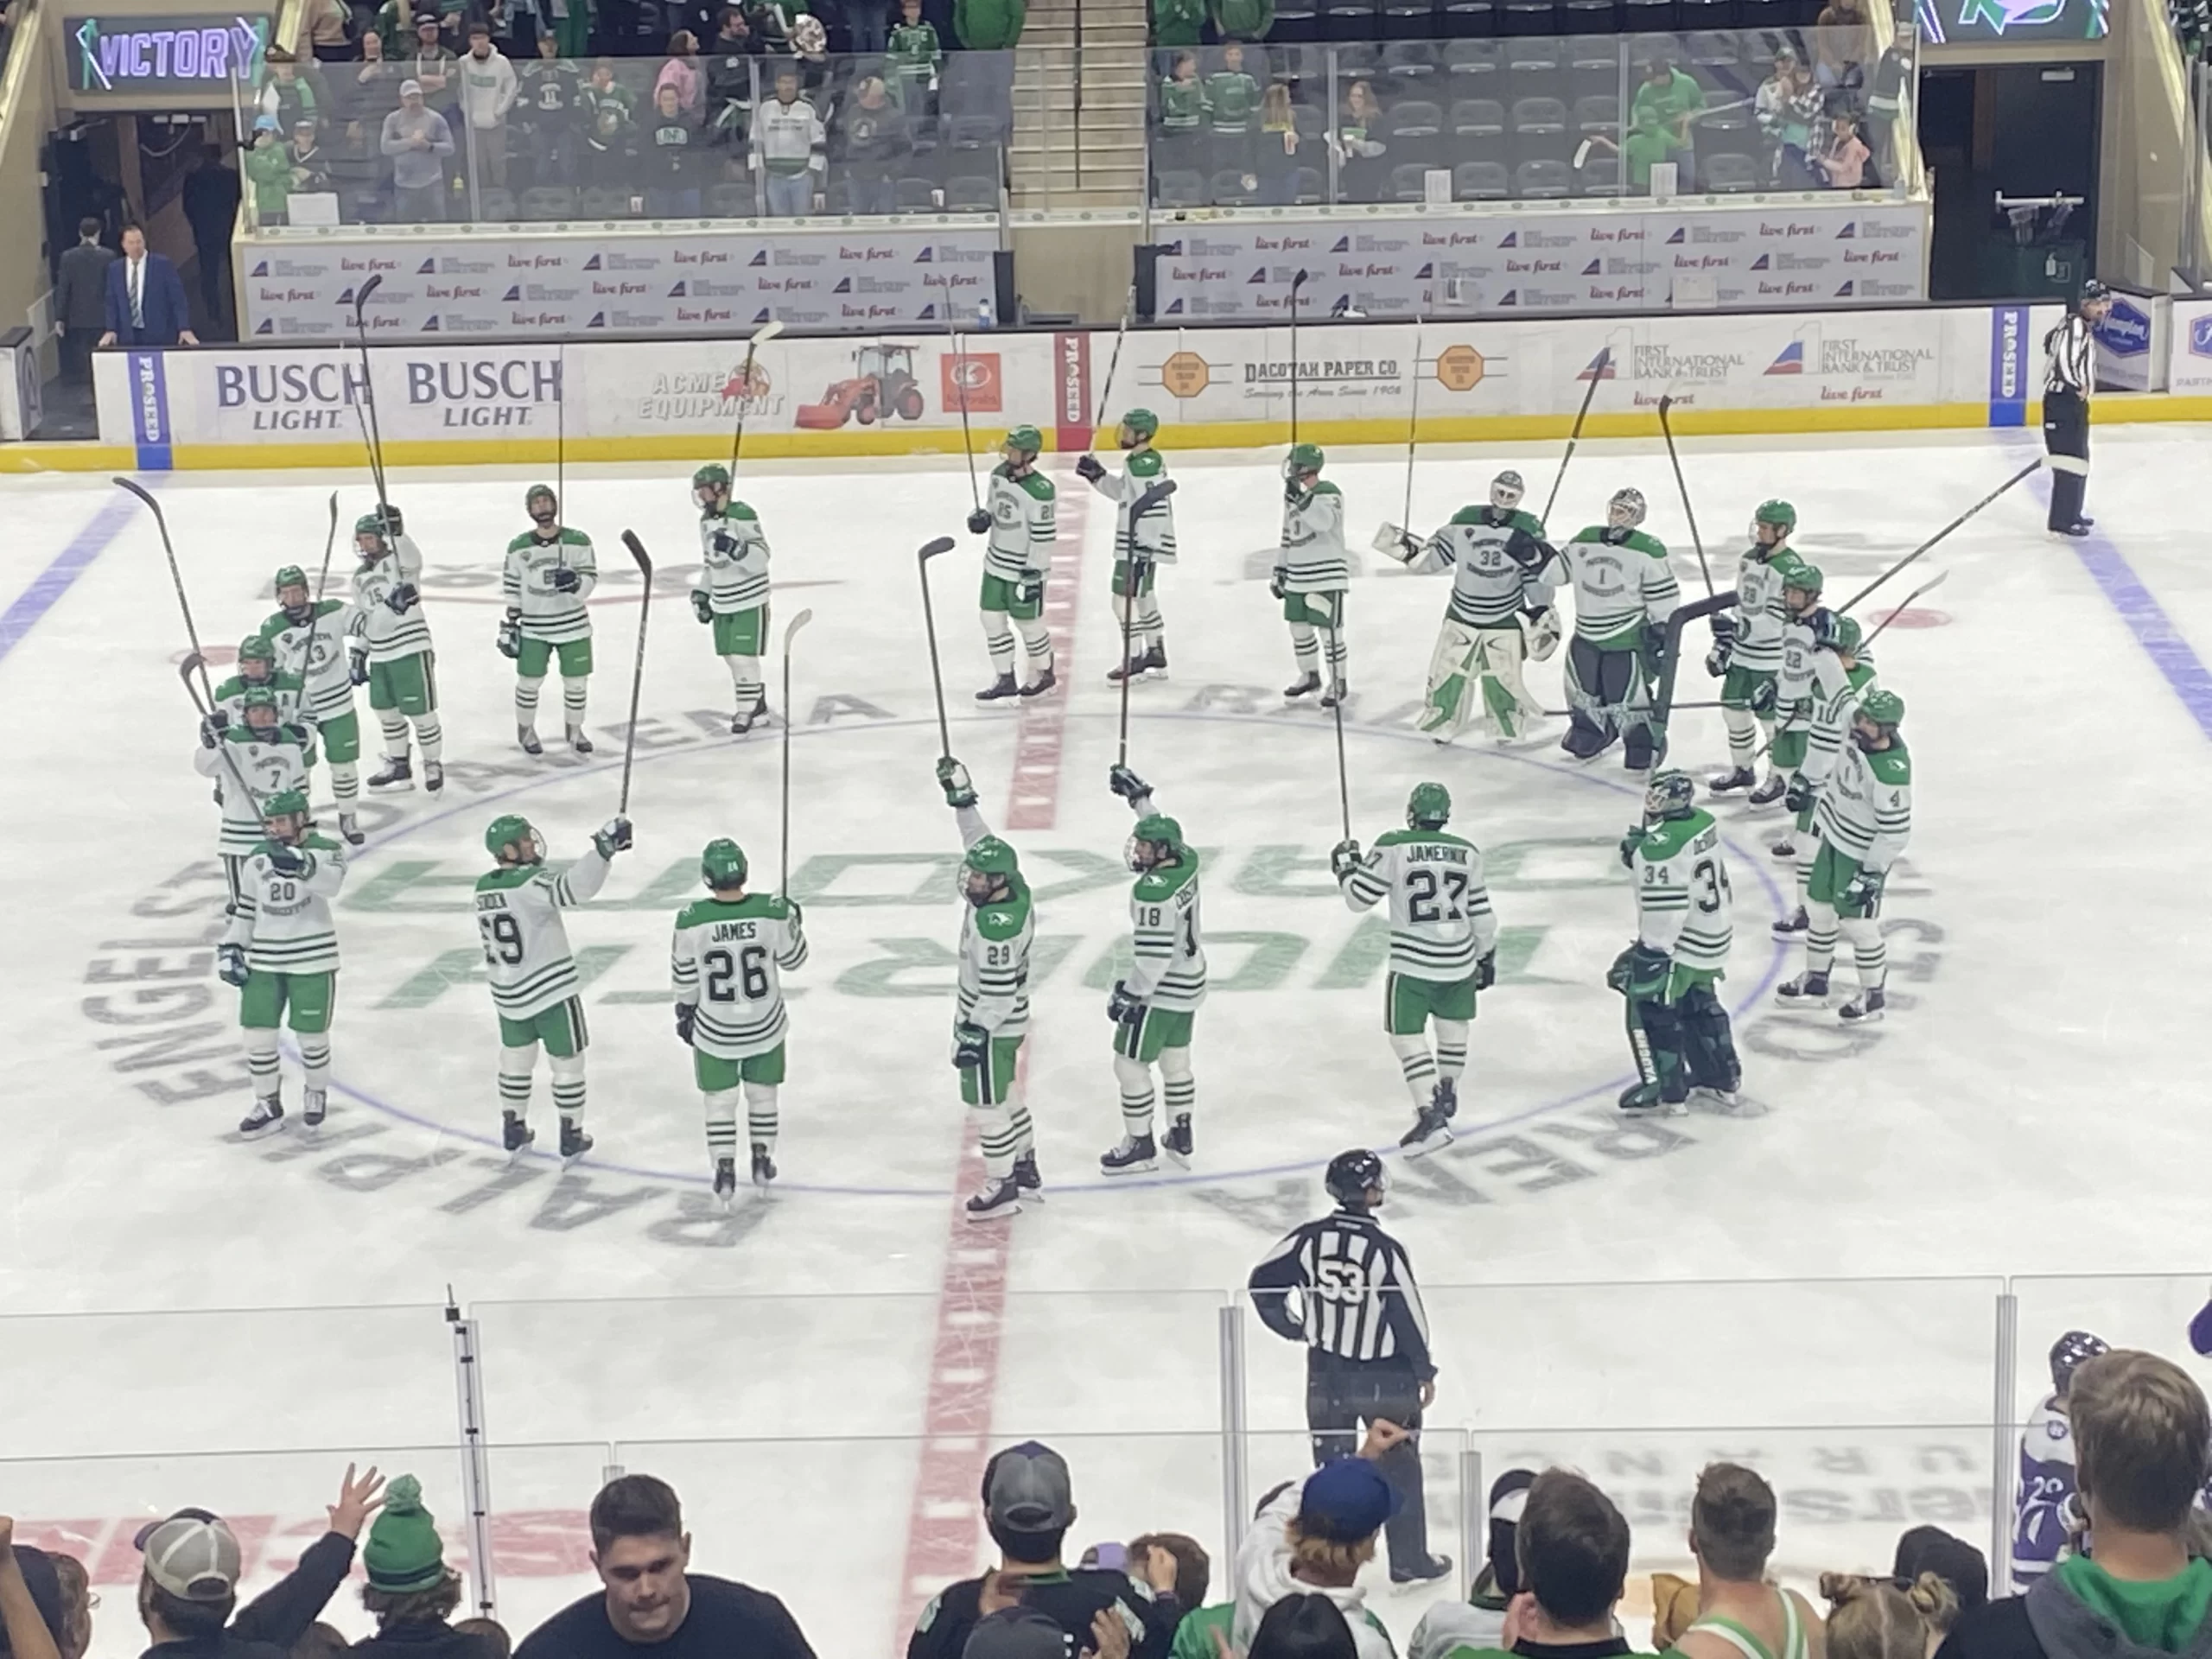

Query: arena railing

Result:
[1141,24,1917,212]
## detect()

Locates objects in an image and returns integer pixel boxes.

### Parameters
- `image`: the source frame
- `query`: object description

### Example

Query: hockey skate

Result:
[1163,1115,1193,1167]
[302,1088,327,1131]
[502,1110,535,1162]
[1099,1134,1158,1175]
[1018,665,1058,699]
[1141,641,1169,680]
[976,673,1020,702]
[1690,1085,1746,1113]
[367,754,414,791]
[1707,765,1756,794]
[1616,1080,1685,1118]
[1432,1077,1459,1121]
[338,811,365,847]
[965,1177,1022,1222]
[1105,652,1147,685]
[559,1120,593,1165]
[518,726,543,756]
[1768,832,1797,861]
[1283,671,1322,699]
[1770,906,1808,939]
[1839,986,1887,1024]
[714,1157,738,1209]
[423,760,444,793]
[1390,1554,1453,1586]
[751,1143,778,1186]
[732,696,767,736]
[1400,1104,1453,1155]
[567,726,594,754]
[1746,772,1787,808]
[1776,969,1832,1007]
[238,1097,285,1137]
[1013,1150,1043,1198]
[1319,680,1351,710]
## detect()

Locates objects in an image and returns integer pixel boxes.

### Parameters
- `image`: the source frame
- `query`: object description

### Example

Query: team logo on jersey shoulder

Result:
[2046,1418,2069,1443]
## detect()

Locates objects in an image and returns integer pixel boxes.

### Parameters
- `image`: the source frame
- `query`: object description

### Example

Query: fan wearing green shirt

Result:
[1621,54,1705,190]
[1205,41,1261,183]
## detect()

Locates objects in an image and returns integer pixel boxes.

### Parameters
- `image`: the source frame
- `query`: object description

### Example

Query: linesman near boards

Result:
[2044,279,2111,537]
[1247,1148,1452,1585]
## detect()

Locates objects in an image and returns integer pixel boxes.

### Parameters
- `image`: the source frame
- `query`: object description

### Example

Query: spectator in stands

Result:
[886,0,942,111]
[656,31,704,110]
[259,48,325,137]
[952,0,1024,53]
[46,1552,90,1659]
[1208,0,1271,44]
[1667,1465,1826,1659]
[1819,1574,1955,1659]
[0,1522,63,1659]
[751,64,824,213]
[645,83,705,212]
[579,61,639,188]
[303,0,358,60]
[382,80,457,219]
[1864,38,1908,181]
[1452,1471,1632,1659]
[1756,48,1821,188]
[53,218,115,384]
[1328,79,1386,202]
[290,115,334,195]
[1409,1469,1534,1659]
[831,74,907,210]
[1156,51,1204,176]
[351,1476,496,1659]
[1233,1429,1405,1659]
[543,0,593,60]
[961,1609,1085,1659]
[1808,105,1869,188]
[1621,52,1702,191]
[245,115,296,224]
[1126,1535,1217,1659]
[518,36,582,186]
[1814,0,1867,93]
[1206,40,1260,187]
[1940,1351,2212,1659]
[515,1474,813,1659]
[451,1624,510,1659]
[368,0,414,58]
[407,16,460,115]
[1153,0,1201,46]
[906,1442,1175,1659]
[100,226,197,348]
[703,14,760,153]
[1251,1595,1357,1659]
[1256,81,1298,202]
[2176,0,2209,57]
[458,21,518,192]
[1891,1529,1986,1629]
[748,0,806,54]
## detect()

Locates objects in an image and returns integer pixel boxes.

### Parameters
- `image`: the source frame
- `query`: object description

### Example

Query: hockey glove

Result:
[386,582,421,615]
[674,1001,697,1046]
[1018,572,1046,609]
[785,899,803,925]
[1522,604,1561,663]
[936,756,977,809]
[1749,676,1779,718]
[1107,979,1146,1026]
[1640,620,1669,670]
[1475,950,1496,992]
[1784,772,1815,816]
[347,644,371,686]
[267,842,308,876]
[217,943,251,988]
[497,613,523,659]
[1107,763,1150,803]
[1075,454,1107,483]
[951,1020,988,1069]
[594,817,633,858]
[1329,838,1363,880]
[550,566,582,594]
[1627,942,1672,1000]
[1705,616,1736,679]
[1841,867,1885,915]
[1618,825,1646,870]
[709,526,741,557]
[199,714,226,749]
[1268,566,1287,601]
[690,589,714,625]
[966,508,991,536]
[1604,944,1637,996]
[1370,522,1418,563]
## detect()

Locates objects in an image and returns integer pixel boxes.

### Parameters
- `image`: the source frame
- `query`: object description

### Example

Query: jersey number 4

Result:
[1407,868,1470,925]
[705,944,770,1001]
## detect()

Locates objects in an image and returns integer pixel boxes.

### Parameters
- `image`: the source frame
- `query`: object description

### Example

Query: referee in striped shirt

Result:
[2043,279,2111,537]
[1247,1147,1452,1583]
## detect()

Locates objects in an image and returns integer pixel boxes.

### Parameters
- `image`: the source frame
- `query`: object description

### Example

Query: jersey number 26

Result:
[705,944,770,1001]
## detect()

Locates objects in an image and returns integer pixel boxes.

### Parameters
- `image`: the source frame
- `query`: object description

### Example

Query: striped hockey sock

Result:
[330,761,359,804]
[516,676,543,730]
[1137,594,1165,650]
[1434,1020,1469,1082]
[1160,1048,1195,1124]
[1389,1033,1436,1108]
[982,612,1015,676]
[978,1104,1019,1179]
[1806,903,1840,976]
[1113,1054,1155,1137]
[1846,919,1887,989]
[728,656,764,712]
[499,1056,535,1122]
[1008,1101,1036,1154]
[1016,623,1053,677]
[562,677,588,728]
[413,715,443,764]
[378,713,410,759]
[747,1083,779,1151]
[704,1087,741,1161]
[1289,624,1318,673]
[550,1075,585,1127]
[1722,705,1757,769]
[1323,628,1348,684]
[299,1037,330,1090]
[245,1032,281,1100]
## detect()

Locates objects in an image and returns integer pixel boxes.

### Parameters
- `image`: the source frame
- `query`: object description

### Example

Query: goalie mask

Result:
[962,835,1020,906]
[485,814,546,866]
[1607,487,1647,530]
[1643,768,1697,825]
[1126,813,1183,873]
[1490,471,1525,512]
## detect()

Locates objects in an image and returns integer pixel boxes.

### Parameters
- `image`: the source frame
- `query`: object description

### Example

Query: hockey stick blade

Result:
[113,474,162,516]
[749,319,785,347]
[621,529,653,576]
[1130,479,1178,521]
[178,651,207,696]
[353,272,384,309]
[918,535,957,562]
[1860,569,1950,648]
[782,607,815,648]
[1840,461,2037,613]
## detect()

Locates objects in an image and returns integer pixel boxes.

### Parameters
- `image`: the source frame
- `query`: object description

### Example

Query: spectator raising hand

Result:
[0,1518,65,1659]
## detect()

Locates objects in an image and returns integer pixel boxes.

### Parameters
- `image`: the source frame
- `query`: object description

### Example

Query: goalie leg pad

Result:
[1473,625,1535,739]
[1678,982,1740,1092]
[1419,619,1483,736]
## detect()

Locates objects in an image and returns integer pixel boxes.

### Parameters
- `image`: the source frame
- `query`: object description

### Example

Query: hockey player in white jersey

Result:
[1754,563,1827,834]
[475,810,633,1164]
[500,485,598,756]
[1333,782,1499,1154]
[969,425,1059,702]
[1771,612,1877,938]
[262,566,366,846]
[1559,488,1680,772]
[1375,469,1563,743]
[213,635,306,728]
[348,508,444,794]
[1274,443,1351,708]
[1706,502,1801,801]
[1080,408,1177,684]
[936,754,1041,1220]
[1613,769,1738,1115]
[1100,763,1206,1174]
[217,787,347,1138]
[196,686,316,913]
[1777,688,1911,1023]
[690,463,776,734]
[2012,1330,2110,1584]
[671,837,809,1198]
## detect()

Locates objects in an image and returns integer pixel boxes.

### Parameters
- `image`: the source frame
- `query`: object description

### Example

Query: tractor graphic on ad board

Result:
[795,342,928,429]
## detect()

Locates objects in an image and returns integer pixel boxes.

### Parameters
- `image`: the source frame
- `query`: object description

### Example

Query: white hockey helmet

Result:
[1608,487,1647,529]
[1491,470,1525,510]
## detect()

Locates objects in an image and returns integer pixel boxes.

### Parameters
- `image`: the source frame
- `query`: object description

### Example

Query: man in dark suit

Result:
[53,218,117,382]
[99,226,199,350]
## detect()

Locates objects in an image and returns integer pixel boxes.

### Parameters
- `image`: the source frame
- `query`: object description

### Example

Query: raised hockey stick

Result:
[1839,460,2039,614]
[1329,658,1352,842]
[346,274,392,530]
[117,475,215,704]
[1114,479,1179,768]
[1541,345,1611,529]
[779,607,814,898]
[916,535,959,759]
[1656,393,1717,600]
[1287,268,1310,446]
[298,492,342,689]
[555,343,566,505]
[1090,288,1135,440]
[1857,568,1950,650]
[726,319,785,477]
[180,651,259,801]
[951,330,983,517]
[1401,315,1424,533]
[616,531,655,817]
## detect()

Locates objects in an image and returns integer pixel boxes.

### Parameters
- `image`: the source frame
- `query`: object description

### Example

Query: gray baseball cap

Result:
[962,1609,1067,1659]
[982,1441,1074,1535]
[136,1511,243,1602]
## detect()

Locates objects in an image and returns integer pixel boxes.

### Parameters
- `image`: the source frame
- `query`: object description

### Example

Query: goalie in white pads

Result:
[1376,469,1563,743]
[1559,488,1679,772]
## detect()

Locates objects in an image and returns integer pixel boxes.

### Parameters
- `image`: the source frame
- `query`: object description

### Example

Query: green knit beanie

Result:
[364,1476,448,1593]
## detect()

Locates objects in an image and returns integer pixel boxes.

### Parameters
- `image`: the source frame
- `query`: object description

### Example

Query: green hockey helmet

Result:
[961,833,1020,903]
[1119,409,1160,444]
[1753,499,1797,536]
[1407,781,1452,830]
[1643,768,1697,823]
[1126,812,1184,873]
[485,813,544,864]
[1783,561,1826,608]
[273,563,310,596]
[1833,613,1865,656]
[1003,424,1044,459]
[692,461,732,503]
[1858,689,1904,728]
[237,633,277,674]
[353,512,393,554]
[1287,441,1325,476]
[701,836,749,891]
[525,483,558,518]
[238,685,281,727]
[262,787,312,842]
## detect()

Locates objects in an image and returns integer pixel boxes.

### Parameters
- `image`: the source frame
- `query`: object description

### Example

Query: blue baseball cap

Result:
[1296,1457,1402,1542]
[253,113,280,131]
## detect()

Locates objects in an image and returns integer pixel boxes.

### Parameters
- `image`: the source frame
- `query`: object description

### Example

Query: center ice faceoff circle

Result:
[319,708,1795,1198]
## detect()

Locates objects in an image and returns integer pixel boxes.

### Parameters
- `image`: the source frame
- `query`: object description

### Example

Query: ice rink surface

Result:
[3,423,2210,1656]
